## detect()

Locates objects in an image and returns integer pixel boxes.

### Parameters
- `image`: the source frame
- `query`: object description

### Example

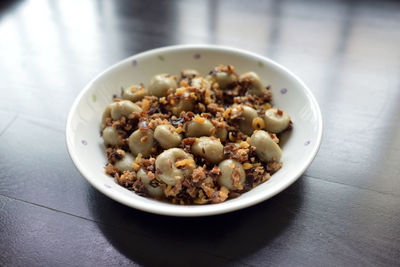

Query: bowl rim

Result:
[66,44,323,217]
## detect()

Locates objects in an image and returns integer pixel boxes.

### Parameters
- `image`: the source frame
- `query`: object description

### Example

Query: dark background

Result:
[0,0,399,266]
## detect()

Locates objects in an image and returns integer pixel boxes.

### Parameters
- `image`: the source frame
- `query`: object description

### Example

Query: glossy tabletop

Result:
[0,0,399,266]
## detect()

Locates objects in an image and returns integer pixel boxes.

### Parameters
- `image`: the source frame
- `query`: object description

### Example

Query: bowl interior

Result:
[66,45,322,216]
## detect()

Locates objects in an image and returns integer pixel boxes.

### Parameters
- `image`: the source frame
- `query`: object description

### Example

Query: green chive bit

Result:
[92,94,97,102]
[158,55,165,61]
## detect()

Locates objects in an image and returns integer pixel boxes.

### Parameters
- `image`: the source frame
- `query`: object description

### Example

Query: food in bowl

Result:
[100,64,292,204]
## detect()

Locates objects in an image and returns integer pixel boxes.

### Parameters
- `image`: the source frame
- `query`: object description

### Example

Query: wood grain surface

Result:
[0,0,399,266]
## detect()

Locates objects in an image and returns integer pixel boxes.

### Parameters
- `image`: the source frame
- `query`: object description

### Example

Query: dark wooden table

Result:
[1,0,399,266]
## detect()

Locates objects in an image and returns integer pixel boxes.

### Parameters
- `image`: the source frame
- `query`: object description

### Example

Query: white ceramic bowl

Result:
[66,45,322,217]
